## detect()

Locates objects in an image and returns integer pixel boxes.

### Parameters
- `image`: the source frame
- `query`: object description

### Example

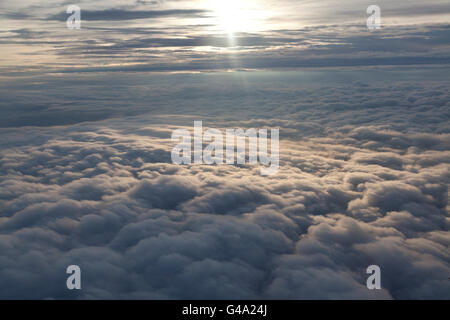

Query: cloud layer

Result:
[1,0,450,74]
[0,70,448,299]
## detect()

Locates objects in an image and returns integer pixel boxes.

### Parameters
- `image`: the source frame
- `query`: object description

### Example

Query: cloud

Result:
[0,69,449,299]
[48,9,210,22]
[2,0,450,75]
[130,176,199,209]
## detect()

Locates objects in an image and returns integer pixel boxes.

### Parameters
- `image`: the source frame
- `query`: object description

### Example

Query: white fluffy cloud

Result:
[0,70,449,299]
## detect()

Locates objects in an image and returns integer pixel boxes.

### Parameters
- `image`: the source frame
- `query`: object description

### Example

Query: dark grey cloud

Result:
[0,12,32,20]
[48,9,210,21]
[3,23,449,75]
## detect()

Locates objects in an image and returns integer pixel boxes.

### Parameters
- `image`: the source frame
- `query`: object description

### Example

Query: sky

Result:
[1,0,450,74]
[0,0,449,299]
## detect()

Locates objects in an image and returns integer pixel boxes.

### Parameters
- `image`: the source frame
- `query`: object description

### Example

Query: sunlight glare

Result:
[210,0,265,35]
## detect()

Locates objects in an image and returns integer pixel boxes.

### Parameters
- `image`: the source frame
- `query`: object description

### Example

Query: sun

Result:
[209,0,265,35]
